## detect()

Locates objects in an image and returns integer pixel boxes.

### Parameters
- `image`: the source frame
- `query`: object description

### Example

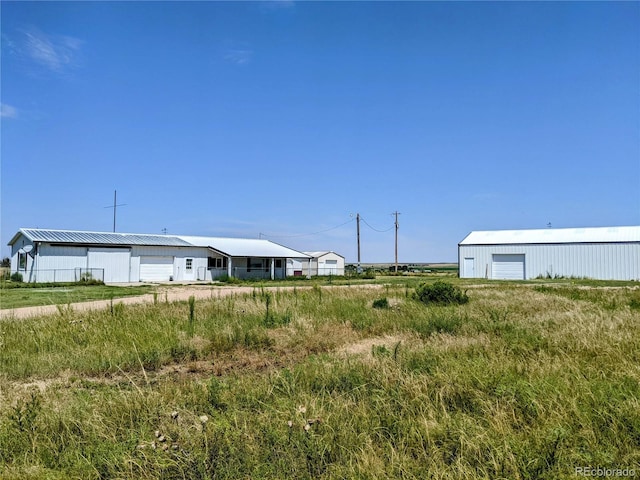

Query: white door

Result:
[183,258,195,280]
[88,248,131,283]
[463,257,475,278]
[140,256,174,282]
[492,254,525,280]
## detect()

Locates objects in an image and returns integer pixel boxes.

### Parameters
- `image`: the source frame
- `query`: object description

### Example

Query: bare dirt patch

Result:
[337,333,413,357]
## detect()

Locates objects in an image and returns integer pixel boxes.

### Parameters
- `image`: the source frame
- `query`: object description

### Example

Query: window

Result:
[275,259,282,268]
[208,257,227,269]
[247,258,264,272]
[186,258,193,271]
[18,252,26,270]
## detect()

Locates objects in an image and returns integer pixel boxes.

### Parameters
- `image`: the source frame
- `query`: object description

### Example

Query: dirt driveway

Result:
[0,284,383,320]
[0,285,262,320]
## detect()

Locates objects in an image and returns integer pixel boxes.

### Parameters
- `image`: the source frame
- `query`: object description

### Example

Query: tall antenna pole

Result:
[104,190,127,232]
[393,211,401,273]
[356,213,361,273]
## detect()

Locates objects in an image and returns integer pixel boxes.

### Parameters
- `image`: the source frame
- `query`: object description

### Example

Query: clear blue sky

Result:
[2,1,639,263]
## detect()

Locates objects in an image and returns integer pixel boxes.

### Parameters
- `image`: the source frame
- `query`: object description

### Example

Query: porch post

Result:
[270,258,275,280]
[227,257,233,278]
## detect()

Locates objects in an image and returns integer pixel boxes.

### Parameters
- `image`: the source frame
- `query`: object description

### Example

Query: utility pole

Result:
[356,213,361,273]
[104,190,127,232]
[392,211,401,273]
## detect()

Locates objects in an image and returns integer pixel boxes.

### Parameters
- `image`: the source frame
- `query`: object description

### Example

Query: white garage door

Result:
[323,259,338,275]
[492,254,525,280]
[140,256,174,282]
[88,248,131,283]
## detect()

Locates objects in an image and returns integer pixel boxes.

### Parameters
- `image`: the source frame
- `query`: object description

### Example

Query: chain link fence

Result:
[12,268,105,283]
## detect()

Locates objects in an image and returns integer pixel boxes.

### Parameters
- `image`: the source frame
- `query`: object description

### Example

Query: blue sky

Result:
[2,1,639,263]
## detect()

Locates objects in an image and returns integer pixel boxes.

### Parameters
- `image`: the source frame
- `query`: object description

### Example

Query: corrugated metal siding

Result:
[459,243,640,280]
[37,245,88,270]
[88,248,131,283]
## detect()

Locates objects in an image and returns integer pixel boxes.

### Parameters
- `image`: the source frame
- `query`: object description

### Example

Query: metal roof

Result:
[10,228,312,258]
[11,228,194,247]
[459,226,640,246]
[177,235,311,258]
[305,251,345,259]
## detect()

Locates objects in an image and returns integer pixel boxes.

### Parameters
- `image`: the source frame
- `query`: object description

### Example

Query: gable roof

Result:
[177,235,310,258]
[459,226,640,246]
[304,251,345,259]
[10,228,192,247]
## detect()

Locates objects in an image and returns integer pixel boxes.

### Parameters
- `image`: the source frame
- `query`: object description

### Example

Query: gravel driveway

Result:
[0,285,264,320]
[0,284,383,320]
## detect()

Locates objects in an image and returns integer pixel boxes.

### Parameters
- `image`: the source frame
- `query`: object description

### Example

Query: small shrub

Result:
[372,298,389,309]
[361,269,376,279]
[10,272,23,282]
[414,281,469,305]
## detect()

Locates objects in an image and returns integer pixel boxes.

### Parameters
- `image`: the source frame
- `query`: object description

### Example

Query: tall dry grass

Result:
[0,282,639,479]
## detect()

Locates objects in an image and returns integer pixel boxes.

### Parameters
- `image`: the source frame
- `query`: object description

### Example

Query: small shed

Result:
[458,226,640,281]
[287,251,345,276]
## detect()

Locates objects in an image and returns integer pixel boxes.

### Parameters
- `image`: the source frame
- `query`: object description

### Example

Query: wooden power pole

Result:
[356,213,361,273]
[393,211,401,273]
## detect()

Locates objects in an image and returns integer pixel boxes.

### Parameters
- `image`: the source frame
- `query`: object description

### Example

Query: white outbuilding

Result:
[8,228,312,283]
[287,251,346,277]
[458,226,640,281]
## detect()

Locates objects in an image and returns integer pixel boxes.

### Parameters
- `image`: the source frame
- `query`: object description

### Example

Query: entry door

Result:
[492,254,525,280]
[463,257,475,277]
[183,258,195,280]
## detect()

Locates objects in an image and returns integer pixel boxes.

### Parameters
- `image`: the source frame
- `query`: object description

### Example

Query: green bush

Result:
[10,272,23,282]
[414,281,469,305]
[372,298,389,309]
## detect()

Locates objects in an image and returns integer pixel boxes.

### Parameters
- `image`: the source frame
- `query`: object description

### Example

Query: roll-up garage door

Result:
[491,254,525,280]
[323,259,338,275]
[140,256,174,282]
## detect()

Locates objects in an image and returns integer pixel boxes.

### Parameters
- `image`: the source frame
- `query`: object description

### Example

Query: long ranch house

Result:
[8,228,312,283]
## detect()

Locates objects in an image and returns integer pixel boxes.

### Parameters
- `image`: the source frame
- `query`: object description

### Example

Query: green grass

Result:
[0,284,154,309]
[0,282,639,479]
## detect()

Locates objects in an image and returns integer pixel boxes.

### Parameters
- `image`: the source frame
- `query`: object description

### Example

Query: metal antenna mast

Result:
[104,190,127,232]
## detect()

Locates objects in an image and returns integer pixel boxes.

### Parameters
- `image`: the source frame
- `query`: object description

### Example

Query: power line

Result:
[359,216,394,233]
[259,218,355,239]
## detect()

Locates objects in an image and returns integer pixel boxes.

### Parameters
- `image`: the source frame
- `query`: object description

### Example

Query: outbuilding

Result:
[8,228,312,283]
[458,226,640,281]
[287,251,346,276]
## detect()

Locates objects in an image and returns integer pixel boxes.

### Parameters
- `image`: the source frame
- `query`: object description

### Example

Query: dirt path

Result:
[0,284,383,320]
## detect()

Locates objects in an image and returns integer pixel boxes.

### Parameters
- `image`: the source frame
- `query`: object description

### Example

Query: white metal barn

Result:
[287,251,346,276]
[8,228,311,283]
[458,226,640,281]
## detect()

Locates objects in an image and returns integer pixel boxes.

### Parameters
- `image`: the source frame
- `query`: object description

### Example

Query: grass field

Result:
[1,280,639,479]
